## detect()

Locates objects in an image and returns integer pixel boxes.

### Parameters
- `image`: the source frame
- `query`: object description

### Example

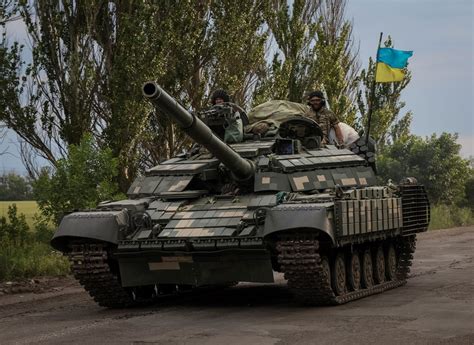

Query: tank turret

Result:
[142,81,254,181]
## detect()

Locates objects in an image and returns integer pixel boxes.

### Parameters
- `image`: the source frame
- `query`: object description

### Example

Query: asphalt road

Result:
[0,227,472,345]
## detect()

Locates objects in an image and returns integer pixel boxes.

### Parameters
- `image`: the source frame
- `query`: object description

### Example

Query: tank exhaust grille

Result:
[400,185,430,236]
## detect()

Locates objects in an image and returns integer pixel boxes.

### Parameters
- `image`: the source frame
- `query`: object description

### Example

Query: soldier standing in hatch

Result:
[306,91,344,146]
[210,89,243,143]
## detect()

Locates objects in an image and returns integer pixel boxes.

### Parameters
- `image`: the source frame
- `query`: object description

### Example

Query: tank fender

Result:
[262,203,335,244]
[51,209,129,252]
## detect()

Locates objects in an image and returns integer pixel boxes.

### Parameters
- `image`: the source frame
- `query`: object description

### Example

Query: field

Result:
[0,201,40,227]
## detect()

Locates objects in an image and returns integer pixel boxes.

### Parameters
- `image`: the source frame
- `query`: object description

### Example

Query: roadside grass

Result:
[429,204,474,230]
[0,242,70,281]
[0,203,69,282]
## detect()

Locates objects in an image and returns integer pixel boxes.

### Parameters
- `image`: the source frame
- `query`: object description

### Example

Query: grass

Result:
[0,201,40,227]
[0,242,70,281]
[0,201,70,281]
[429,204,474,230]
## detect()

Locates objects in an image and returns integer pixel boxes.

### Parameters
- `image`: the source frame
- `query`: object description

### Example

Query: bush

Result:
[0,204,30,246]
[378,133,471,205]
[32,215,55,244]
[33,134,124,225]
[429,204,474,230]
[0,205,69,281]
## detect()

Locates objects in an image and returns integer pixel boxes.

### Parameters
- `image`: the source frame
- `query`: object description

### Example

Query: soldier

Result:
[306,91,343,146]
[209,89,243,143]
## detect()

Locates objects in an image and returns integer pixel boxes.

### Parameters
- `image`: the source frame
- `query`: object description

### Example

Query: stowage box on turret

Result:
[51,82,430,307]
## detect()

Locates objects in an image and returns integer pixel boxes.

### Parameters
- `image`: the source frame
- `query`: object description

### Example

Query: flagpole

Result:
[365,32,384,143]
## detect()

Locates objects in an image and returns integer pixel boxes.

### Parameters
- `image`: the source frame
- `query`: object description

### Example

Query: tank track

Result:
[69,243,152,308]
[276,233,416,305]
[395,235,417,280]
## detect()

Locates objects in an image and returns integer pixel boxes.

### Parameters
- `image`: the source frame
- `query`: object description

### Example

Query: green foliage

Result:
[32,214,55,243]
[0,204,29,245]
[254,0,320,103]
[0,242,69,281]
[254,0,359,124]
[3,0,361,190]
[32,134,123,224]
[464,174,474,208]
[429,204,474,230]
[0,7,26,144]
[0,201,40,227]
[0,173,33,200]
[3,1,270,189]
[378,133,472,205]
[0,203,69,281]
[206,0,268,106]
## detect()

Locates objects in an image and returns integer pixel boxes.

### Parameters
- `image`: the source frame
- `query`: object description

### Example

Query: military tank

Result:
[51,82,430,307]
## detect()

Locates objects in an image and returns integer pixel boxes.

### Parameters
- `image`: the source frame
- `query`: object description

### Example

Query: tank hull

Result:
[116,248,274,287]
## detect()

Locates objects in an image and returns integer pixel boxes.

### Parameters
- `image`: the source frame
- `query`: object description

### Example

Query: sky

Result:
[1,0,473,175]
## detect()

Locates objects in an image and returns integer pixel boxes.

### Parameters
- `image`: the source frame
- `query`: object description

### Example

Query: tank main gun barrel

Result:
[142,81,254,180]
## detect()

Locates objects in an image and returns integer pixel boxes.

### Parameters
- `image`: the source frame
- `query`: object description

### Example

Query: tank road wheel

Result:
[331,253,346,296]
[373,246,386,284]
[347,252,361,291]
[385,244,397,281]
[361,249,374,288]
[321,256,331,283]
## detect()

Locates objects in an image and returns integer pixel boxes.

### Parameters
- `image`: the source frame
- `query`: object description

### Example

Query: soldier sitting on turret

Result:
[306,91,344,146]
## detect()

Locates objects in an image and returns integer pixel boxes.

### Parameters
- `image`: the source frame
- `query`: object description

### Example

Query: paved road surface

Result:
[0,227,472,345]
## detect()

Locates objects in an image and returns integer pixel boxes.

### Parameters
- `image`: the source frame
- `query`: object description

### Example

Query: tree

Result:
[0,173,32,200]
[254,0,321,103]
[2,1,268,191]
[32,134,123,224]
[254,0,359,124]
[378,133,471,205]
[138,0,268,169]
[309,0,359,125]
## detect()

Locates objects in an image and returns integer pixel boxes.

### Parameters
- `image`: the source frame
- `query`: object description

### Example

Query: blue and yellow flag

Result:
[376,48,413,82]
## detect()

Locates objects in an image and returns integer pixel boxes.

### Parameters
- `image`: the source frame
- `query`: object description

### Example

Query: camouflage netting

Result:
[246,100,312,129]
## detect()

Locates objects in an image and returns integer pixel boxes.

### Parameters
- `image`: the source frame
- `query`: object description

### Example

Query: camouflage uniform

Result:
[306,107,339,144]
[224,113,243,143]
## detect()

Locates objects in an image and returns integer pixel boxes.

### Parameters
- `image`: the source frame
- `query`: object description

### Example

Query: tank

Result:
[51,82,430,307]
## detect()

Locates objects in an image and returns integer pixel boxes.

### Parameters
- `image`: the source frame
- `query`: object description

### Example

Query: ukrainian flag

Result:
[376,48,413,82]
